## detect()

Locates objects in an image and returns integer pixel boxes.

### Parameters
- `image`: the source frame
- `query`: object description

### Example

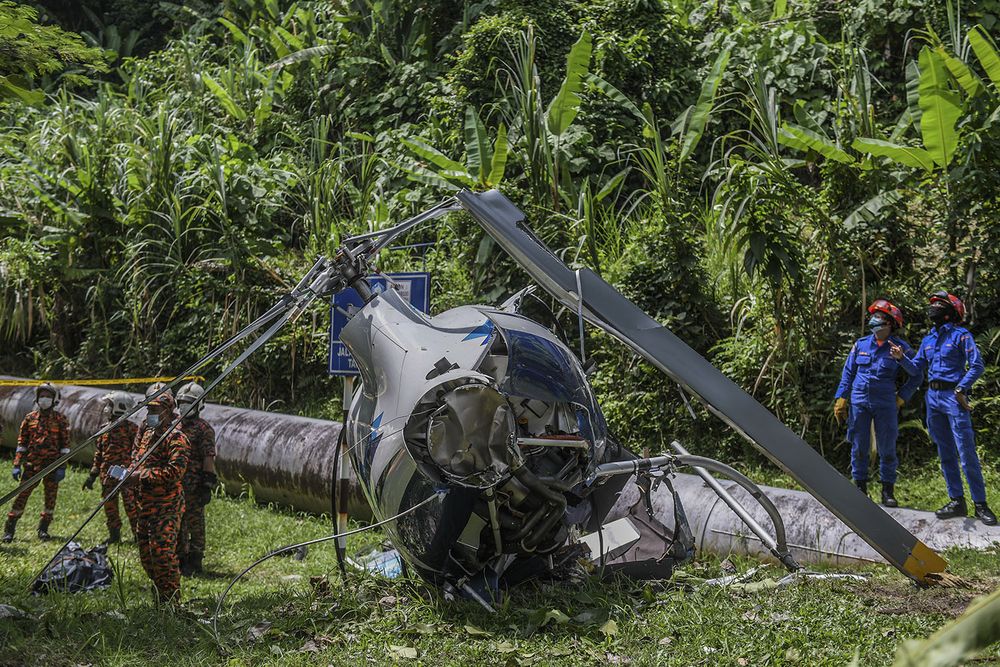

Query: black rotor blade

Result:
[455,188,945,584]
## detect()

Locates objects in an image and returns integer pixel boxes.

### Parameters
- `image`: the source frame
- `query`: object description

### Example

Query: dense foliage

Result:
[3,0,1000,475]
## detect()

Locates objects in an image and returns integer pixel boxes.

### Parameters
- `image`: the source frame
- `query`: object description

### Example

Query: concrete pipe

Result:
[4,378,999,568]
[0,379,369,517]
[609,472,1000,568]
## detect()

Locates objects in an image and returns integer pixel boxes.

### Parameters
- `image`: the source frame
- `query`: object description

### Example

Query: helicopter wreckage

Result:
[4,189,947,606]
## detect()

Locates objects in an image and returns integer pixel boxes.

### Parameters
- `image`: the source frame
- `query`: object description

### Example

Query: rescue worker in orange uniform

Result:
[175,381,218,576]
[127,391,190,604]
[83,391,140,543]
[3,383,70,542]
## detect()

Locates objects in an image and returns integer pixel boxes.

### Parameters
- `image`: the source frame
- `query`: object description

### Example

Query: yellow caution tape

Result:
[0,376,205,387]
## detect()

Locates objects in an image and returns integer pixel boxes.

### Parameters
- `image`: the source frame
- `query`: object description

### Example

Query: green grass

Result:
[2,460,1000,666]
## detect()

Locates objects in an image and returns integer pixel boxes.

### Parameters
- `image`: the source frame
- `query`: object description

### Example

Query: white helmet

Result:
[103,391,135,418]
[35,382,61,408]
[176,381,206,416]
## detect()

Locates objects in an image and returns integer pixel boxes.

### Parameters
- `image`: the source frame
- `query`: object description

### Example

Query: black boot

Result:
[881,483,898,508]
[2,517,16,543]
[107,526,121,544]
[37,518,51,541]
[974,502,998,526]
[855,479,868,496]
[935,497,967,519]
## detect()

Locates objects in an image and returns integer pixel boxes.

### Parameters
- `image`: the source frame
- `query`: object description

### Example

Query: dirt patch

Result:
[849,581,988,618]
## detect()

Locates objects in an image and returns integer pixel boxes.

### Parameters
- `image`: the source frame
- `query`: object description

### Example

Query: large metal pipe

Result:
[609,472,1000,567]
[3,379,998,567]
[0,379,369,517]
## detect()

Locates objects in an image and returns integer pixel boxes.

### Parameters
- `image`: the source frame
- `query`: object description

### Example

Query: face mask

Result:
[868,316,889,336]
[38,398,53,410]
[179,402,194,416]
[147,413,161,428]
[927,306,949,325]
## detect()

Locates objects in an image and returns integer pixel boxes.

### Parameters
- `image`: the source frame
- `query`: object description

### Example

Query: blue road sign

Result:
[329,272,431,376]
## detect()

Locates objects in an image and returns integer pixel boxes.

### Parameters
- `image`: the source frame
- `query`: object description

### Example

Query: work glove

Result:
[200,471,218,505]
[53,467,66,483]
[11,466,21,482]
[82,471,98,491]
[834,398,849,424]
[896,395,905,410]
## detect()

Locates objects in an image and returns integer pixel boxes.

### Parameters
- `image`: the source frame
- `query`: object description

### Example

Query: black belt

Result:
[929,380,958,390]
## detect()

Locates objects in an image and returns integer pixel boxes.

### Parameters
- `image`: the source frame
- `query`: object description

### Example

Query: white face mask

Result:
[38,397,54,410]
[147,413,161,428]
[178,402,194,416]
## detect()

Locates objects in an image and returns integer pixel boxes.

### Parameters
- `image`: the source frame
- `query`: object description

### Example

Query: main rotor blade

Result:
[455,189,945,584]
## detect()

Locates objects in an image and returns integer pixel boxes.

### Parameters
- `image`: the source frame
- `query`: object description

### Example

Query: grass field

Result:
[1,459,999,666]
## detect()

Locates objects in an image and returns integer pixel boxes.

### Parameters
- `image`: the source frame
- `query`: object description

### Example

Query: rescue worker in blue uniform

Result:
[898,291,997,525]
[834,299,920,507]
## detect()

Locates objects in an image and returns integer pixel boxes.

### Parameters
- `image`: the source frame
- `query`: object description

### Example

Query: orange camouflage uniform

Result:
[8,410,70,522]
[133,422,190,603]
[91,420,140,534]
[179,416,216,558]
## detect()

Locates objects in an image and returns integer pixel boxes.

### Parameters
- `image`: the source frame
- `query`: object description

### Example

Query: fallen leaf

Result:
[738,659,748,666]
[378,595,399,607]
[464,624,491,637]
[572,609,610,626]
[540,609,570,626]
[599,619,618,637]
[309,576,331,597]
[658,637,673,646]
[299,640,320,653]
[0,605,33,620]
[247,621,272,641]
[389,645,418,659]
[496,642,518,653]
[407,622,438,635]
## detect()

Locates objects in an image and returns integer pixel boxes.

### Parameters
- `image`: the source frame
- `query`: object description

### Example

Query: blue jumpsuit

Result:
[835,335,921,484]
[899,324,986,502]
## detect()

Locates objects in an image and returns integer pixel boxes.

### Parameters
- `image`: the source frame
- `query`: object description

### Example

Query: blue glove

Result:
[11,466,21,481]
[53,467,66,483]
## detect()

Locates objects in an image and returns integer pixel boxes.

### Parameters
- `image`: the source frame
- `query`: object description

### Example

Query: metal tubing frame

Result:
[670,442,799,572]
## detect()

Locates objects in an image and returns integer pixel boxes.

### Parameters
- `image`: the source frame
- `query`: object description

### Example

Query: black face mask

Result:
[927,306,949,325]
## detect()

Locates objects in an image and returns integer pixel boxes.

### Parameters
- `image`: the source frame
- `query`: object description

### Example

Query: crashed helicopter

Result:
[5,189,947,604]
[331,189,947,602]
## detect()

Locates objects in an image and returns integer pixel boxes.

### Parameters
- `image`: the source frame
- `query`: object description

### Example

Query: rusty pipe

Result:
[0,379,370,518]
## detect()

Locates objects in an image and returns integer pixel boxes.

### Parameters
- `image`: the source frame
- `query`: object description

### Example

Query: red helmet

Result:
[929,291,965,322]
[867,299,903,329]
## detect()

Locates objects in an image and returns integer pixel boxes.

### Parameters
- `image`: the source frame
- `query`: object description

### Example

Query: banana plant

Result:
[400,106,509,190]
[503,27,593,210]
[847,28,1000,172]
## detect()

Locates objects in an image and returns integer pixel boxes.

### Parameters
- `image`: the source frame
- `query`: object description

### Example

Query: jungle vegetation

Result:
[3,0,1000,478]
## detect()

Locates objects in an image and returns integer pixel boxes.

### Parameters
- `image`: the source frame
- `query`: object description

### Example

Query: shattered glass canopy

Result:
[497,327,608,453]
